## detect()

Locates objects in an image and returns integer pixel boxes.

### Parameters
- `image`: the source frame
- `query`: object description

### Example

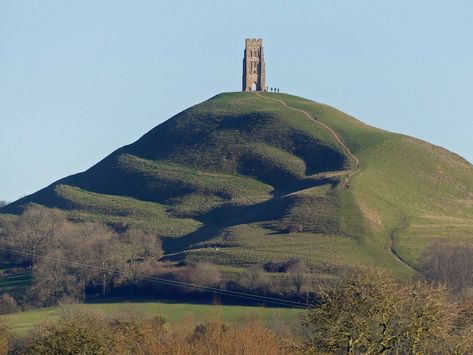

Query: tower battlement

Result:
[245,38,263,44]
[242,38,266,92]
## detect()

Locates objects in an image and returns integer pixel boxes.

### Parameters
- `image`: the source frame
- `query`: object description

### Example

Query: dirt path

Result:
[387,209,420,274]
[255,93,361,184]
[389,222,416,273]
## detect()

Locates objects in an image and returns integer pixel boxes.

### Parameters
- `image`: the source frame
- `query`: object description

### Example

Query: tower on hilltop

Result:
[242,38,266,92]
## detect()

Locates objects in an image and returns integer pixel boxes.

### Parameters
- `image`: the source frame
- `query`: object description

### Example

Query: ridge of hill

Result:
[2,92,473,277]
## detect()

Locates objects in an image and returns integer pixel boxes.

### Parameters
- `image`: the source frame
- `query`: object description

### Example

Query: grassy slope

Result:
[2,92,473,277]
[1,302,302,336]
[274,93,473,270]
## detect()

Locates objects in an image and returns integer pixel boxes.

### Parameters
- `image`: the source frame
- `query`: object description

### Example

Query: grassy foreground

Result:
[0,301,303,336]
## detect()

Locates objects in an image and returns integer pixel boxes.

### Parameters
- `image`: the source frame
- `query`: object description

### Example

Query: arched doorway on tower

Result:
[251,82,257,91]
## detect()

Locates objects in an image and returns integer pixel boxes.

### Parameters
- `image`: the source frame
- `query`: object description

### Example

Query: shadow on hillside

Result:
[162,177,340,253]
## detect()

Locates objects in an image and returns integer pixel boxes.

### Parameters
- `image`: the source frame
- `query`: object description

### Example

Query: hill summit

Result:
[3,92,473,276]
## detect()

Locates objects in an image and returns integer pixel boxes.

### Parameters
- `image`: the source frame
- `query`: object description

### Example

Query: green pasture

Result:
[1,301,303,336]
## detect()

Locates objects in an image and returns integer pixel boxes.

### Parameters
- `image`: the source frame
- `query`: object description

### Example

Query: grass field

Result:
[0,301,303,336]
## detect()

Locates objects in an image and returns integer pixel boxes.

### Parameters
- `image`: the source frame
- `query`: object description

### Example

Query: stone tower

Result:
[242,38,266,92]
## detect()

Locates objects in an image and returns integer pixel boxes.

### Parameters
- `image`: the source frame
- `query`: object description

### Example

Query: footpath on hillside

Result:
[254,92,360,185]
[255,92,419,274]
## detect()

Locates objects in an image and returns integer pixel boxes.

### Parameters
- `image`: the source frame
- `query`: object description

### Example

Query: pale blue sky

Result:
[1,1,472,202]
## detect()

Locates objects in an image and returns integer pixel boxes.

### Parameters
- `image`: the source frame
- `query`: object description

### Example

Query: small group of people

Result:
[268,87,280,93]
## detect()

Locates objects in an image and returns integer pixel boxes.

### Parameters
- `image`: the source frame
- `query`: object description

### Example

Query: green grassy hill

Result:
[2,92,473,277]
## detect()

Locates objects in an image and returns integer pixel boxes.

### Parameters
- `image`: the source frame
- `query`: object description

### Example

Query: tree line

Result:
[0,205,162,306]
[0,205,316,309]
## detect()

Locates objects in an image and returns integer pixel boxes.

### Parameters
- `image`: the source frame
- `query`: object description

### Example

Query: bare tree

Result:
[29,248,83,305]
[29,221,121,304]
[91,237,123,296]
[421,240,473,293]
[286,259,306,294]
[0,294,18,315]
[239,266,272,294]
[4,205,65,266]
[303,270,455,354]
[176,262,223,289]
[57,222,120,296]
[116,228,163,284]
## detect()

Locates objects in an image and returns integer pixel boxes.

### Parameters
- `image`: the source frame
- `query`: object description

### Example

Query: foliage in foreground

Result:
[0,321,11,355]
[13,310,283,355]
[302,270,473,354]
[0,270,471,354]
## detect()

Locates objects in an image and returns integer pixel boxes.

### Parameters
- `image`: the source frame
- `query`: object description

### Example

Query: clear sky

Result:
[1,1,472,202]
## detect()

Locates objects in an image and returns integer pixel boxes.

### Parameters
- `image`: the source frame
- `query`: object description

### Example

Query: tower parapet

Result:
[242,38,266,92]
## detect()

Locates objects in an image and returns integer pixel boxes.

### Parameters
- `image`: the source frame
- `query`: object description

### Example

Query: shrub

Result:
[20,309,284,354]
[0,320,12,355]
[263,261,283,273]
[238,266,273,295]
[187,320,283,355]
[420,240,473,293]
[22,310,108,355]
[0,293,18,315]
[263,259,305,273]
[287,223,303,233]
[175,262,223,289]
